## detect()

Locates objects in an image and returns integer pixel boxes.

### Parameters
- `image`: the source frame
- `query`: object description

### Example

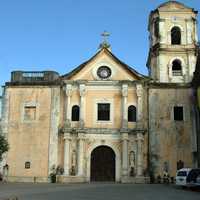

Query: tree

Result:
[0,134,9,161]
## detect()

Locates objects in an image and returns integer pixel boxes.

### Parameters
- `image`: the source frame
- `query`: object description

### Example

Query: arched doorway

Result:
[90,145,115,182]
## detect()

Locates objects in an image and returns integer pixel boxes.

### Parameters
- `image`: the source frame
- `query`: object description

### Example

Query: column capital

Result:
[122,84,128,97]
[136,132,144,141]
[64,133,71,140]
[121,132,129,141]
[79,84,86,97]
[78,132,86,140]
[65,84,72,97]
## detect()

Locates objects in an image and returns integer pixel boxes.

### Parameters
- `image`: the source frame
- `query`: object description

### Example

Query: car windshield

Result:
[177,171,187,176]
[187,169,200,182]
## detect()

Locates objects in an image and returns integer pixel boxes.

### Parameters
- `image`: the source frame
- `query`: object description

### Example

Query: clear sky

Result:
[0,0,199,86]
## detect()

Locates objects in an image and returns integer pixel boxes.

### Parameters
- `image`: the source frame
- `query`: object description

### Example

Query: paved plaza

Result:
[0,183,199,200]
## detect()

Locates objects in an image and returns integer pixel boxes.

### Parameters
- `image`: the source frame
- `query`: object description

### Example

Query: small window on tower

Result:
[25,161,31,169]
[24,106,36,121]
[171,26,181,45]
[174,106,183,121]
[172,59,182,76]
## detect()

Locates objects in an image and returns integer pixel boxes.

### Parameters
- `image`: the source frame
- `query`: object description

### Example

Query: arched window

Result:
[128,105,136,122]
[71,105,79,121]
[172,59,182,76]
[171,26,181,45]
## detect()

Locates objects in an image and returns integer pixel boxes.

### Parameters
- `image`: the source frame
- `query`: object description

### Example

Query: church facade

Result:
[0,1,199,183]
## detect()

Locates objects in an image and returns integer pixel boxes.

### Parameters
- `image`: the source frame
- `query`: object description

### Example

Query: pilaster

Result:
[136,84,143,129]
[136,132,144,176]
[63,133,71,176]
[186,18,193,44]
[77,132,85,176]
[121,132,129,178]
[79,84,86,128]
[48,87,60,174]
[121,84,128,129]
[65,84,72,127]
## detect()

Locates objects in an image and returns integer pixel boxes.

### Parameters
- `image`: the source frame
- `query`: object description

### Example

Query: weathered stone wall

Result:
[48,87,60,174]
[6,86,53,178]
[149,86,194,177]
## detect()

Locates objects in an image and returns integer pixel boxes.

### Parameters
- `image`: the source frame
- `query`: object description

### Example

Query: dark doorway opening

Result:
[90,146,115,182]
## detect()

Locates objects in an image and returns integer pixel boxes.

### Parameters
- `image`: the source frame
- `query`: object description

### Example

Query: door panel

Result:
[90,146,115,181]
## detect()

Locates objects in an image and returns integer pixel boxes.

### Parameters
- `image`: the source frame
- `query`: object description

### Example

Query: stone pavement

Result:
[0,183,199,200]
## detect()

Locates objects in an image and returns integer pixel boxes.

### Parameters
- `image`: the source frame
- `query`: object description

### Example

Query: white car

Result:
[176,168,191,186]
[176,168,200,187]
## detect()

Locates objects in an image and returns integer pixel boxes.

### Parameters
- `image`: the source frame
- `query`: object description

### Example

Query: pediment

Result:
[62,48,146,81]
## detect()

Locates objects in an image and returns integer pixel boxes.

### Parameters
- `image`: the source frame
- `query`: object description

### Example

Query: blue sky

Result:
[0,0,199,86]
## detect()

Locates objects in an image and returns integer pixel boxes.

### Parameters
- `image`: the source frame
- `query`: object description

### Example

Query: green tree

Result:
[0,134,9,161]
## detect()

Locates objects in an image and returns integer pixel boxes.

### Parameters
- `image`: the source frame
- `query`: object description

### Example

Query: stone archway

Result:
[90,145,115,182]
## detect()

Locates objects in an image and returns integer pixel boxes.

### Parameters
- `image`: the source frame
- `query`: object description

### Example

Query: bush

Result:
[0,134,9,161]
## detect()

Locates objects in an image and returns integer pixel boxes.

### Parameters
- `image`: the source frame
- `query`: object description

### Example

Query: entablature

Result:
[59,127,146,136]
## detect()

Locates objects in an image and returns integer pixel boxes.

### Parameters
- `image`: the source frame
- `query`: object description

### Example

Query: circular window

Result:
[97,66,112,79]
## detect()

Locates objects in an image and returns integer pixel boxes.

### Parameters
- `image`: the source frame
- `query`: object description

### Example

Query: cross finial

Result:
[101,31,110,43]
[99,31,111,50]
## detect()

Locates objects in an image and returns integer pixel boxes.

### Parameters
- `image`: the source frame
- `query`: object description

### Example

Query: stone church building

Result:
[0,1,199,183]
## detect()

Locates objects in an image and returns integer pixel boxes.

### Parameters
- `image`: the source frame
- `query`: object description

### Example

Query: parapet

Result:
[9,71,60,85]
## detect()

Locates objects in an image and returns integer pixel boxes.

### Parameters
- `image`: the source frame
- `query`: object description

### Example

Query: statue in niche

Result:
[70,150,77,176]
[129,151,135,177]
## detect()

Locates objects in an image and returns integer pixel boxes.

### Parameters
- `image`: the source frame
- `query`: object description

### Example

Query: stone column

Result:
[65,84,72,126]
[121,132,129,177]
[136,132,144,176]
[186,19,192,44]
[63,133,71,176]
[79,84,86,128]
[136,84,143,128]
[122,84,128,129]
[77,133,85,176]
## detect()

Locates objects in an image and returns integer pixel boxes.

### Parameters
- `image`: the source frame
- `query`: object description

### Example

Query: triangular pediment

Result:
[158,1,193,12]
[62,48,146,81]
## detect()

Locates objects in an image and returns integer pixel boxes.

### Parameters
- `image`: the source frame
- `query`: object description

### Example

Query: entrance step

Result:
[121,176,150,184]
[56,175,86,183]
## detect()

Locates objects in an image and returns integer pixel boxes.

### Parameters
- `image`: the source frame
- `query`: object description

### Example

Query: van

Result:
[176,168,200,187]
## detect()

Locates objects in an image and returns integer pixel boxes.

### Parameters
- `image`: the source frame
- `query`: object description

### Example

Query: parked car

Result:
[176,168,191,186]
[176,168,200,187]
[196,175,200,186]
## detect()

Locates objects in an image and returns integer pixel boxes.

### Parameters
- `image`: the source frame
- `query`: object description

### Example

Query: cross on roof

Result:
[101,31,110,43]
[99,31,111,49]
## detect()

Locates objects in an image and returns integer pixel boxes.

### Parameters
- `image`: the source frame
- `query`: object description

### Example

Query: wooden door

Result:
[90,146,115,182]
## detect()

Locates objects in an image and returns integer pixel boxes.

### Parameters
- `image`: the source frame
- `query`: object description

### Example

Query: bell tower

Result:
[147,1,199,83]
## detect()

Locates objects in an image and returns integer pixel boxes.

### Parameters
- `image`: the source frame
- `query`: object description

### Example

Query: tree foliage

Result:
[0,134,9,161]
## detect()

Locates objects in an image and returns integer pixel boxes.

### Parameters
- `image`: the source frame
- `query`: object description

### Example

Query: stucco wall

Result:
[149,87,194,176]
[6,86,52,178]
[66,85,138,129]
